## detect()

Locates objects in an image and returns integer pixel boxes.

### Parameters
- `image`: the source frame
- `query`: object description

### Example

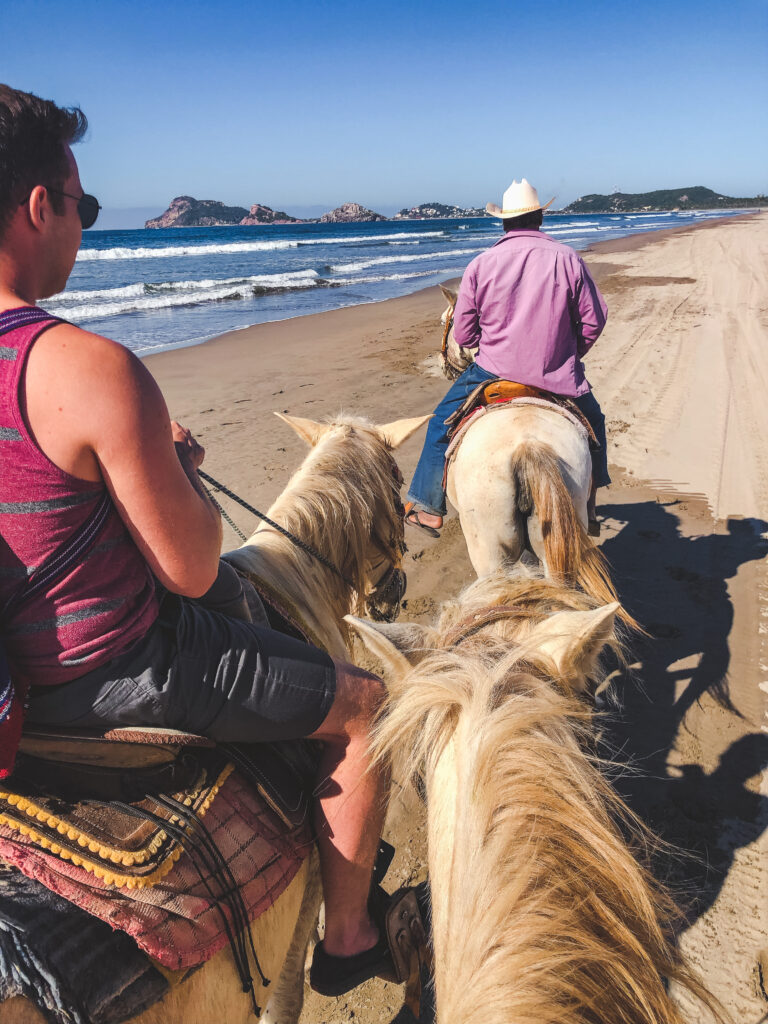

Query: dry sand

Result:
[145,212,768,1023]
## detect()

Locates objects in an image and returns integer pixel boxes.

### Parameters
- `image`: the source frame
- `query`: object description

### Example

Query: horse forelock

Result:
[265,417,404,620]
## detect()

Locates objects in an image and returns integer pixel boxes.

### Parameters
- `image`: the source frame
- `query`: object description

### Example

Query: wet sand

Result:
[145,211,768,1023]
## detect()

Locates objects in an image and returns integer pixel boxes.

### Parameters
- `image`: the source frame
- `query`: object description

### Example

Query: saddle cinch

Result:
[1,723,316,888]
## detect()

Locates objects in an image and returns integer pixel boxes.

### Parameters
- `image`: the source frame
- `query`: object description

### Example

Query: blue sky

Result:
[3,0,766,226]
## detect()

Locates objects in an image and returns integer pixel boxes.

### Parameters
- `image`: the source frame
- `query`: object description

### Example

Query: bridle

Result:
[441,605,526,648]
[365,456,408,621]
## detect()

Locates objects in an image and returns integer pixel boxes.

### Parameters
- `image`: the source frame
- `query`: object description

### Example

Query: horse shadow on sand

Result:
[597,500,768,926]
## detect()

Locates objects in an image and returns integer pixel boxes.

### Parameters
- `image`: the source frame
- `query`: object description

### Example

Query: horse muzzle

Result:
[366,567,407,622]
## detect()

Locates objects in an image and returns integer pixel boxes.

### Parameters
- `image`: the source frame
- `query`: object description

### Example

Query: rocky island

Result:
[145,197,386,227]
[319,202,385,223]
[145,196,250,228]
[563,186,767,214]
[394,202,487,219]
[239,203,302,225]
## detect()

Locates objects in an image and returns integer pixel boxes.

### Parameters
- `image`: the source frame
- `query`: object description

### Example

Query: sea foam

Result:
[76,230,448,262]
[331,246,485,273]
[49,270,326,320]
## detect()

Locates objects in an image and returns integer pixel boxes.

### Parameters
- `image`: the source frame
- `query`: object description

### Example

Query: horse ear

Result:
[377,414,432,449]
[529,603,620,690]
[440,284,458,308]
[345,616,430,678]
[274,412,326,447]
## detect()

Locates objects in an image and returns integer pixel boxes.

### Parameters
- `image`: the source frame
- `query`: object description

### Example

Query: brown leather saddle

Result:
[445,378,599,448]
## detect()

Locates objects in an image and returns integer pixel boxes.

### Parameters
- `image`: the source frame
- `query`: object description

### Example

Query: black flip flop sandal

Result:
[404,504,441,538]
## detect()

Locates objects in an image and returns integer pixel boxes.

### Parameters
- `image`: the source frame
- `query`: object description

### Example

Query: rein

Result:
[199,470,357,589]
[442,605,526,648]
[440,308,454,362]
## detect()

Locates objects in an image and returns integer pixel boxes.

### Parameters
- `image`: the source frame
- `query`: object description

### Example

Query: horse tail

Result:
[511,441,635,627]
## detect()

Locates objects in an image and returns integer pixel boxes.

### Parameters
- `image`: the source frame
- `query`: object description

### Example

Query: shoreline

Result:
[142,211,759,367]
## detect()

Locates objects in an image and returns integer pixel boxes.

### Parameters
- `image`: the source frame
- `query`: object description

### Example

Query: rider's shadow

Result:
[597,500,768,922]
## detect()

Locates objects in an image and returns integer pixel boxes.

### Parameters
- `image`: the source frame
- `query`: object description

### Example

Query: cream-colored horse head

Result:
[275,412,430,623]
[346,567,620,699]
[344,568,723,1024]
[439,284,474,380]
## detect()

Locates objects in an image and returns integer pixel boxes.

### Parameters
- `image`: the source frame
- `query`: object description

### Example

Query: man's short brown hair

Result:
[0,85,87,236]
[502,209,544,232]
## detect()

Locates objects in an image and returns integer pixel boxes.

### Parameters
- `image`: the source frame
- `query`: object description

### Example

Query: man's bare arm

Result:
[23,323,222,596]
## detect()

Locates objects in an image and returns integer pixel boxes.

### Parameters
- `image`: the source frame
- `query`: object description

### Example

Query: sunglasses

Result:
[19,187,101,229]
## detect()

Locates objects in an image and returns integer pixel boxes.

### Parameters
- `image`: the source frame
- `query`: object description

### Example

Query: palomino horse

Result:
[348,567,726,1024]
[2,411,430,1024]
[438,285,616,610]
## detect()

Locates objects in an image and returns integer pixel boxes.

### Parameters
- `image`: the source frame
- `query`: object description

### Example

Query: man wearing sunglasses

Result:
[0,84,397,996]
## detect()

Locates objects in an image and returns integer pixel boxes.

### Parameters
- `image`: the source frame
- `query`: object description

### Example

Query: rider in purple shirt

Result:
[405,178,610,535]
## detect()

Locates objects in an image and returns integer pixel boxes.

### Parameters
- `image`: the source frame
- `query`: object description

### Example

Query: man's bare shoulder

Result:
[29,321,155,408]
[36,321,138,374]
[25,320,163,446]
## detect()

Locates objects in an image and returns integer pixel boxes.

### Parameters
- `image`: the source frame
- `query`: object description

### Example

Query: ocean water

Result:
[47,210,744,355]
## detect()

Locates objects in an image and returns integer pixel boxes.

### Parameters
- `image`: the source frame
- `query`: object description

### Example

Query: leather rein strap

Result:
[442,605,525,648]
[199,470,357,589]
[440,308,455,361]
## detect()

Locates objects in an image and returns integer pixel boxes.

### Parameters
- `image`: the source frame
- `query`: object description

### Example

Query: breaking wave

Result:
[76,230,448,262]
[330,246,485,273]
[48,270,328,320]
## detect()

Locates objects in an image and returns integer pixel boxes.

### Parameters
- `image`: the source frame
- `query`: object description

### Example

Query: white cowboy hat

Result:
[486,178,555,218]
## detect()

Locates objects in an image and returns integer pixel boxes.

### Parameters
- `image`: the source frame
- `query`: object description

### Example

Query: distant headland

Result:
[145,187,767,228]
[562,186,767,214]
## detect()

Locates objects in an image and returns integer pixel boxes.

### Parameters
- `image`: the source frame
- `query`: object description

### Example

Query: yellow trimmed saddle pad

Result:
[0,749,232,888]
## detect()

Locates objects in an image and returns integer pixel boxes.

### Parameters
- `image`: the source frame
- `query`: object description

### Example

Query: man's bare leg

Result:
[309,659,390,957]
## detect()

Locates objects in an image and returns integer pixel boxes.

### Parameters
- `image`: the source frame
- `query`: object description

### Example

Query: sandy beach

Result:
[145,212,768,1023]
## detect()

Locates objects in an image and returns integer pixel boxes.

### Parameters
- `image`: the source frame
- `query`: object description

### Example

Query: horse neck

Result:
[236,532,350,659]
[421,665,692,1024]
[226,438,374,659]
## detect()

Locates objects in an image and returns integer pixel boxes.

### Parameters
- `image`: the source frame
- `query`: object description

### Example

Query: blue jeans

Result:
[407,366,610,517]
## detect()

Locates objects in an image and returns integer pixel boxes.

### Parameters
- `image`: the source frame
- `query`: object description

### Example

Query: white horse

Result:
[347,567,726,1024]
[2,411,429,1024]
[438,286,616,610]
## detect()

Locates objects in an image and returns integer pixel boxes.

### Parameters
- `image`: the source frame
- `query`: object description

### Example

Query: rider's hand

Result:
[171,421,205,471]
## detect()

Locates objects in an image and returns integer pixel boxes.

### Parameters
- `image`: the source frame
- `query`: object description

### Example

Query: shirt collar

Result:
[491,229,549,249]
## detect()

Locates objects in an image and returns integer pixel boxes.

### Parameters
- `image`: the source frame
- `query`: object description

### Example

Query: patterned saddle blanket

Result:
[0,737,316,968]
[0,572,321,1020]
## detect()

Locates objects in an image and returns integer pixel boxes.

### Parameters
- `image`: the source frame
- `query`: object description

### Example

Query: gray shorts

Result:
[28,571,336,743]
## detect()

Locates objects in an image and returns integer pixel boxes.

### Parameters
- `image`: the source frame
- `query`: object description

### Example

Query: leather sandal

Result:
[403,502,442,538]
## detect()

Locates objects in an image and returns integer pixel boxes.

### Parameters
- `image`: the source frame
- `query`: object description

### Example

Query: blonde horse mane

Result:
[370,570,726,1024]
[250,416,404,626]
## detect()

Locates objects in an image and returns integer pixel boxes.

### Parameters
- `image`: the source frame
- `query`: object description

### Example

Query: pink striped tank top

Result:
[0,307,159,687]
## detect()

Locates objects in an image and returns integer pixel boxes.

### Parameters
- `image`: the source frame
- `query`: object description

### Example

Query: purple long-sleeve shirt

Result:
[452,229,607,397]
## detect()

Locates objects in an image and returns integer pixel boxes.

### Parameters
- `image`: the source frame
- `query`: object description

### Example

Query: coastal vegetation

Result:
[563,186,768,214]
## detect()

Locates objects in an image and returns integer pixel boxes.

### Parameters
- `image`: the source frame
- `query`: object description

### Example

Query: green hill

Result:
[563,186,767,214]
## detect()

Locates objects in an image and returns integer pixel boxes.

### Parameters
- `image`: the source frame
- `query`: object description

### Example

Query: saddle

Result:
[445,378,599,446]
[1,725,317,889]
